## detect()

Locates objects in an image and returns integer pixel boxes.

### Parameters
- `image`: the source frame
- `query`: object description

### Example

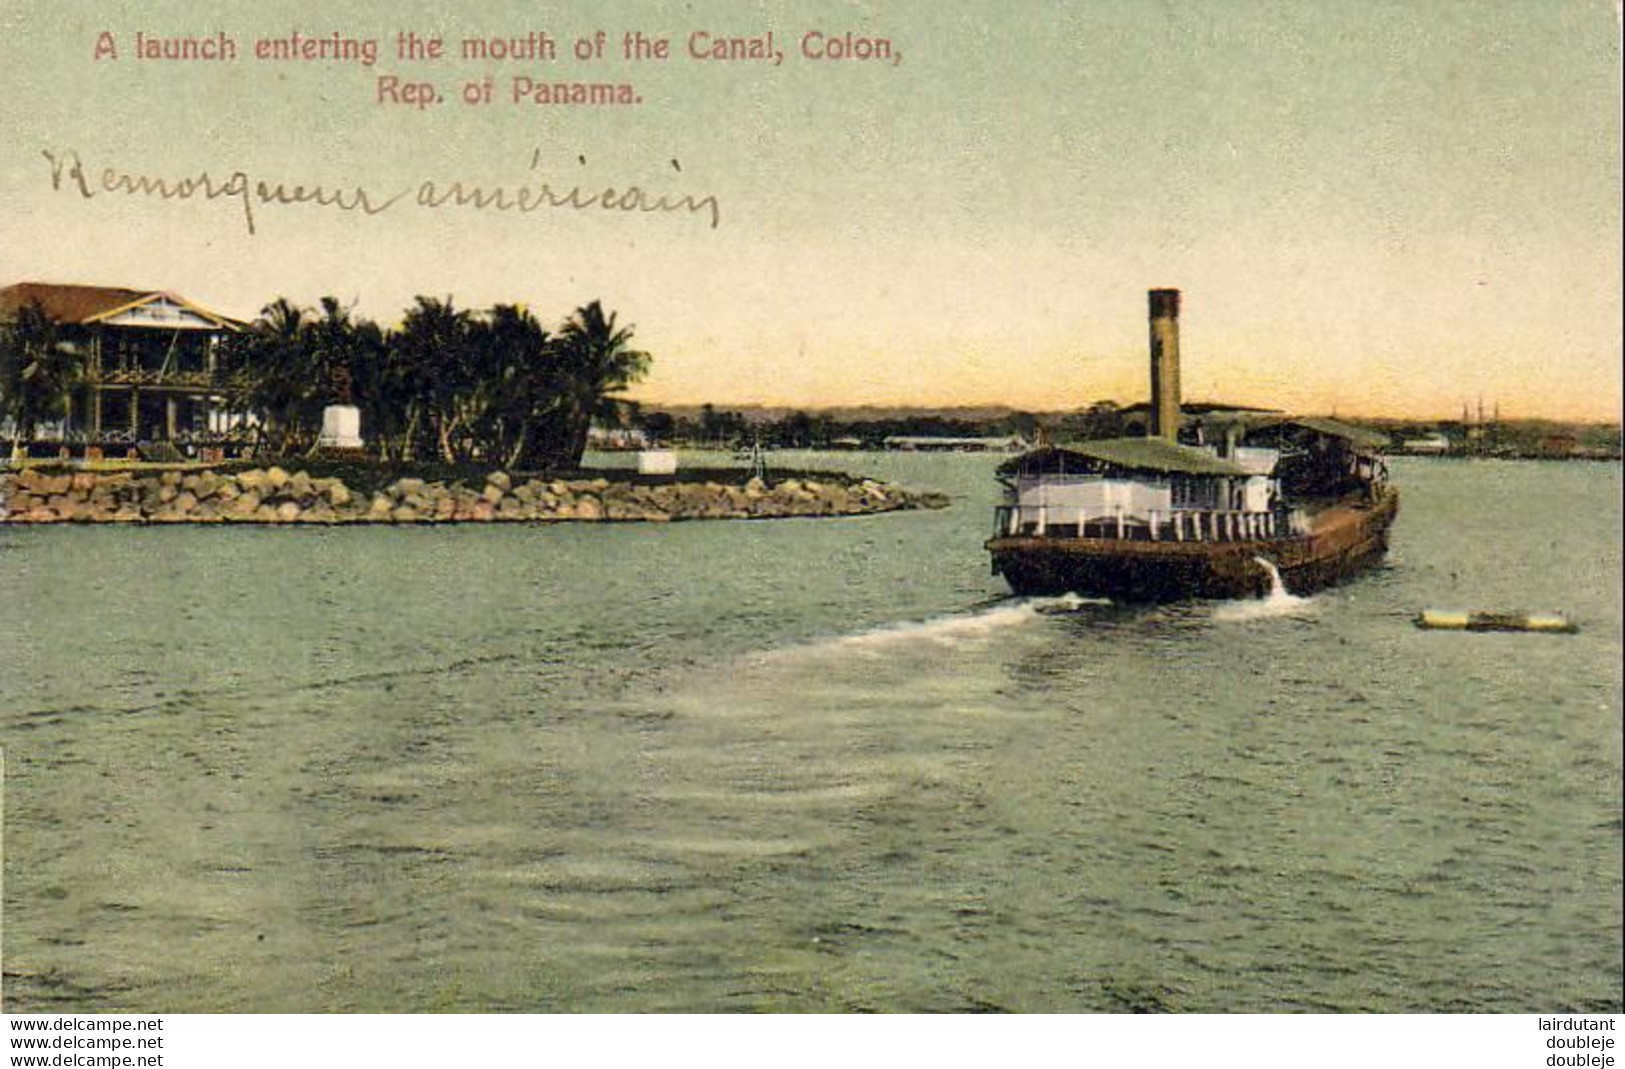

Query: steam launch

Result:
[986,289,1400,601]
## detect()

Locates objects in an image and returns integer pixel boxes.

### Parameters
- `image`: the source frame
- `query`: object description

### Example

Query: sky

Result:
[1,0,1619,420]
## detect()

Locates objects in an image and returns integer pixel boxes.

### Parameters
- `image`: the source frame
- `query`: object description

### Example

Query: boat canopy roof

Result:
[1188,411,1390,451]
[999,438,1250,478]
[1286,417,1391,451]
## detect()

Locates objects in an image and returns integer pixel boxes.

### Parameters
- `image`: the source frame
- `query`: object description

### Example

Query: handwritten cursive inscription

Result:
[39,149,722,235]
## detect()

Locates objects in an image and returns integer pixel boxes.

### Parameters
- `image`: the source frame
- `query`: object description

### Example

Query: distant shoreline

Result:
[1381,450,1622,463]
[633,402,1622,429]
[623,404,1621,461]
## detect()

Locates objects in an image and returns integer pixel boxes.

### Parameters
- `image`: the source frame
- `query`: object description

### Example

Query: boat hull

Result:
[987,488,1399,601]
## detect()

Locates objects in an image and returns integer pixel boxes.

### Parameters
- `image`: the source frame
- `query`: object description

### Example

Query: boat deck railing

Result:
[992,505,1308,543]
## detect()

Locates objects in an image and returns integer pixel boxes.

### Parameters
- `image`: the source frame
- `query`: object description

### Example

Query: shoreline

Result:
[0,466,949,526]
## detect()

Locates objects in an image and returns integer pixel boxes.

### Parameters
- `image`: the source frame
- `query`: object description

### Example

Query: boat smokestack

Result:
[1148,288,1182,441]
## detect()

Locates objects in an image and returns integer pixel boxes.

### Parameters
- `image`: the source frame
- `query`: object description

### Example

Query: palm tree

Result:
[0,300,82,460]
[470,303,554,469]
[549,301,650,469]
[390,296,476,463]
[225,297,315,455]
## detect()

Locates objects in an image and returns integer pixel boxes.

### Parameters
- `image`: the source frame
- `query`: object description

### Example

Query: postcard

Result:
[1,0,1619,1045]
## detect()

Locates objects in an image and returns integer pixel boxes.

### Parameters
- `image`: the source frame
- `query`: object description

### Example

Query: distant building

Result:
[883,435,1027,452]
[1399,432,1451,455]
[1538,433,1578,458]
[587,424,649,450]
[0,282,244,451]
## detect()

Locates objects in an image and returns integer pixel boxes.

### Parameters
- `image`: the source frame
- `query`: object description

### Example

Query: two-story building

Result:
[0,282,245,455]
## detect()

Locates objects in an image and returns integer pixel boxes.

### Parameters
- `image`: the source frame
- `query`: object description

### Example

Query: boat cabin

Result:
[994,417,1388,544]
[1184,412,1390,501]
[995,437,1292,543]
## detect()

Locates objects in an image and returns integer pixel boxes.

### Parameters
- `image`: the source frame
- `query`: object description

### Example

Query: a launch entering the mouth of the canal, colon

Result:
[986,288,1399,602]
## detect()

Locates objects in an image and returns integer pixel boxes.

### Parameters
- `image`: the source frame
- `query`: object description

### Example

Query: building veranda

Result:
[0,282,248,459]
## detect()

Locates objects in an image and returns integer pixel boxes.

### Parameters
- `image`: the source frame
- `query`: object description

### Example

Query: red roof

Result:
[0,282,237,328]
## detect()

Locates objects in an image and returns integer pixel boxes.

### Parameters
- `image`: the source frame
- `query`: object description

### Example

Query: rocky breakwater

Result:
[0,467,950,525]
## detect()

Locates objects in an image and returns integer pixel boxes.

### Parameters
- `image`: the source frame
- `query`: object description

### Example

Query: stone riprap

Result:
[0,467,949,525]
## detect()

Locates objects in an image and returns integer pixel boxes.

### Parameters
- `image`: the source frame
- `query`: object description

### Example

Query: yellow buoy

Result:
[1416,610,1578,634]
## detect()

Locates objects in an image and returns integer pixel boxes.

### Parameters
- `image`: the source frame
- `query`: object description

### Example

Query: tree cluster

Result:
[0,300,79,459]
[220,296,649,469]
[636,407,1045,449]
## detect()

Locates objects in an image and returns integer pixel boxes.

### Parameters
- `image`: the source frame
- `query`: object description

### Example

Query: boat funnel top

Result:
[1149,289,1181,320]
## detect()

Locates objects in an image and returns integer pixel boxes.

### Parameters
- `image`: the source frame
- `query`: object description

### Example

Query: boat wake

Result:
[1213,557,1315,622]
[752,594,1100,665]
[834,594,1096,651]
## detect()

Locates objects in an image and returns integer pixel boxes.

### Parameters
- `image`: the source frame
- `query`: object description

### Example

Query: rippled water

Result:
[1,454,1619,1012]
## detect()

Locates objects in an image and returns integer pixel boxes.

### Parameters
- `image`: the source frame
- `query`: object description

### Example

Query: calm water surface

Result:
[1,455,1619,1011]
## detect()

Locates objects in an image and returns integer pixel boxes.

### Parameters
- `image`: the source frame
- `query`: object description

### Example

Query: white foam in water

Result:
[836,595,1086,650]
[754,594,1095,664]
[1213,556,1315,622]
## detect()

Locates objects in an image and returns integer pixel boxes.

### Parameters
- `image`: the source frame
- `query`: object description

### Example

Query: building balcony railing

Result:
[27,429,257,446]
[88,369,221,388]
[993,505,1308,543]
